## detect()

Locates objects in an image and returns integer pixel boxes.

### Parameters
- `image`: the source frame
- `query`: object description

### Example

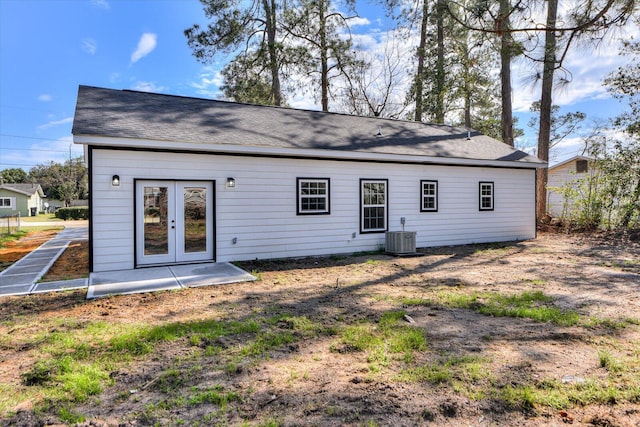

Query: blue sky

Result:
[0,0,636,172]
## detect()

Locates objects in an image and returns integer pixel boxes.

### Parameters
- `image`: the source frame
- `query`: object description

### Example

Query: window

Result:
[420,180,438,212]
[0,197,14,209]
[576,159,588,173]
[361,179,387,233]
[297,178,330,215]
[479,182,494,211]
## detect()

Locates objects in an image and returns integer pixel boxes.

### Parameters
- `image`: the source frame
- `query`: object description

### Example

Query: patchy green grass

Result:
[400,354,491,384]
[523,278,548,287]
[581,317,628,330]
[598,349,624,373]
[472,242,515,256]
[333,310,426,373]
[187,385,240,409]
[401,296,430,306]
[433,290,580,326]
[0,229,28,246]
[501,379,640,410]
[3,314,330,420]
[19,214,62,223]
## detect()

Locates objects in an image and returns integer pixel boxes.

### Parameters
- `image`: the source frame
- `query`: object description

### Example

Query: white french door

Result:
[135,180,214,266]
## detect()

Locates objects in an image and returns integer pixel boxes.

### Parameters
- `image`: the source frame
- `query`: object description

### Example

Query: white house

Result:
[547,156,593,218]
[72,86,546,273]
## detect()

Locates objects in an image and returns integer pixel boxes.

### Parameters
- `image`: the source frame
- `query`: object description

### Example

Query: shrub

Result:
[55,207,89,220]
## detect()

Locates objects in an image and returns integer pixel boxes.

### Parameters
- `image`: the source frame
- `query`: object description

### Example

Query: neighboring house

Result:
[72,85,546,273]
[45,199,89,212]
[547,156,594,218]
[0,183,46,217]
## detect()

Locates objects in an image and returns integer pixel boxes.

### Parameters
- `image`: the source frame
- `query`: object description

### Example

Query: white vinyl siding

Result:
[547,158,592,218]
[90,148,536,272]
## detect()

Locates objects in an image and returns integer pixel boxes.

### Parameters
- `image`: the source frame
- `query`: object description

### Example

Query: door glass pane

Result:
[144,186,168,255]
[183,186,207,253]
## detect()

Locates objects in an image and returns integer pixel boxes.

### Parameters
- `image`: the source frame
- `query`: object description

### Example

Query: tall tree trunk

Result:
[319,0,329,112]
[499,0,514,146]
[414,0,428,122]
[461,42,472,128]
[536,0,558,220]
[263,0,282,106]
[434,0,446,124]
[464,57,471,129]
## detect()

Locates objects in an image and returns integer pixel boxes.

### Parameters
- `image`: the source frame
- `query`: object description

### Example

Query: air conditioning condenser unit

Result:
[385,231,417,255]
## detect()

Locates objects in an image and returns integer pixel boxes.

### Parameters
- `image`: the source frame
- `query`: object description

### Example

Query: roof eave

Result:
[74,135,547,169]
[0,187,31,196]
[549,155,592,170]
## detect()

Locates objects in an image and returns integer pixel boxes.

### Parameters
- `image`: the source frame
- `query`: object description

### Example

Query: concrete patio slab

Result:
[88,267,182,299]
[2,221,255,299]
[87,263,255,299]
[170,263,256,288]
[33,278,88,293]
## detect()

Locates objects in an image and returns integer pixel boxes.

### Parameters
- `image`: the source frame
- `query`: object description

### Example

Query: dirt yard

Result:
[0,229,61,272]
[1,231,639,426]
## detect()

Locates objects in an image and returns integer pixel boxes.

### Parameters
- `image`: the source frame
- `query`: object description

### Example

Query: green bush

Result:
[55,207,89,220]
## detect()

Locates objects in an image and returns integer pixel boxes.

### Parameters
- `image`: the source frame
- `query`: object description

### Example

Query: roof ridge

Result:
[82,85,460,130]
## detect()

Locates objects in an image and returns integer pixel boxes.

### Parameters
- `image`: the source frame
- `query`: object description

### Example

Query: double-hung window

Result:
[361,179,387,233]
[479,182,494,211]
[297,178,330,215]
[0,197,14,209]
[420,180,438,212]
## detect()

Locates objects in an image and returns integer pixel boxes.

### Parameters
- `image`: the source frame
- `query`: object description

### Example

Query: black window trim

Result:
[360,178,388,234]
[296,177,331,215]
[479,181,494,211]
[420,179,439,212]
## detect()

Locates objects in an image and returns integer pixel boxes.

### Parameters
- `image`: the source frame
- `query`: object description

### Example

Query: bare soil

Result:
[0,230,61,271]
[41,240,89,281]
[1,230,639,426]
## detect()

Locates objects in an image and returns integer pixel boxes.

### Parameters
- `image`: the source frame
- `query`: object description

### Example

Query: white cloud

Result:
[82,38,97,55]
[38,117,73,130]
[91,0,109,10]
[351,33,379,50]
[191,66,224,98]
[131,81,165,93]
[109,72,120,83]
[348,16,371,27]
[130,33,157,64]
[38,94,52,102]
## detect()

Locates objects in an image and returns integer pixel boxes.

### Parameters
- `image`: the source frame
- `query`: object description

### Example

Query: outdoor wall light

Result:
[226,177,235,188]
[111,175,120,187]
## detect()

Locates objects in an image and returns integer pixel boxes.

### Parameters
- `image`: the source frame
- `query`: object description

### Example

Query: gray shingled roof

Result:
[72,85,543,165]
[0,183,44,197]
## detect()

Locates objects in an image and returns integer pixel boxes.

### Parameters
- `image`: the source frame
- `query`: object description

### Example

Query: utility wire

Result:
[0,133,73,143]
[0,147,83,154]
